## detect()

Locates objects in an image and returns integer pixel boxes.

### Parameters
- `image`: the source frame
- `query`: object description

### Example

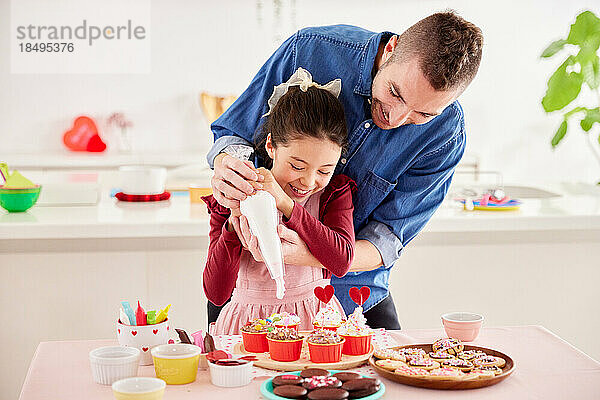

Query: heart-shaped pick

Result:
[349,286,371,306]
[314,285,335,304]
[63,116,106,152]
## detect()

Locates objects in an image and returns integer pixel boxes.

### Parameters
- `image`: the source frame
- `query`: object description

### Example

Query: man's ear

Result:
[265,133,275,159]
[382,35,399,64]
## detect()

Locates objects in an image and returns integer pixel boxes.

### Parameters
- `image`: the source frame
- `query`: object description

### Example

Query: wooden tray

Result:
[234,332,373,371]
[369,344,515,390]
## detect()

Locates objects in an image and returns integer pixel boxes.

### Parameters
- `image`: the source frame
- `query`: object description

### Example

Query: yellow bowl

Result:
[189,186,212,203]
[151,344,201,385]
[112,377,165,400]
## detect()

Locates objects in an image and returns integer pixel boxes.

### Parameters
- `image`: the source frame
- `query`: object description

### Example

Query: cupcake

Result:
[266,328,304,362]
[312,303,344,331]
[241,318,274,353]
[269,312,301,331]
[307,330,345,363]
[337,306,373,355]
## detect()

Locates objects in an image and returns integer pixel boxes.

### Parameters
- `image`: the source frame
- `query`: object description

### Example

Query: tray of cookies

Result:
[369,338,515,390]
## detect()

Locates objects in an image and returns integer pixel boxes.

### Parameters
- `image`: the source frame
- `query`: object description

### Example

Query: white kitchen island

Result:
[1,183,600,399]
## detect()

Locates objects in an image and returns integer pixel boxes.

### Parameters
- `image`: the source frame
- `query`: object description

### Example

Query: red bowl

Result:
[339,334,372,355]
[241,330,269,353]
[307,338,345,363]
[267,337,304,362]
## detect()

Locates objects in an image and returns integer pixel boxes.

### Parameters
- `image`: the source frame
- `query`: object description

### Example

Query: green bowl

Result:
[0,185,42,212]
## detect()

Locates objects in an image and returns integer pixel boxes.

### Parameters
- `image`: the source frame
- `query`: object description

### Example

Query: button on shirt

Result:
[206,25,466,315]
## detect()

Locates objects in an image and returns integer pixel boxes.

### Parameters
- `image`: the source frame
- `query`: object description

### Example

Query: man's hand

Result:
[212,153,264,213]
[278,224,319,267]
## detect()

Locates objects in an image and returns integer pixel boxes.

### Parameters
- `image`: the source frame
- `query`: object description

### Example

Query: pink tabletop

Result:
[19,325,600,399]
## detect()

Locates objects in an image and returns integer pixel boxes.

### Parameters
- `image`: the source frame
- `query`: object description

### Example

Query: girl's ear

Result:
[265,133,275,159]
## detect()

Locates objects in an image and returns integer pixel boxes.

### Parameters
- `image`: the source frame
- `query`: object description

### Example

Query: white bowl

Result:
[112,377,165,400]
[208,360,253,387]
[119,166,167,195]
[89,346,140,385]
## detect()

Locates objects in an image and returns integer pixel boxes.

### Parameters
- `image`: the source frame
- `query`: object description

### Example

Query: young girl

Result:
[202,68,356,334]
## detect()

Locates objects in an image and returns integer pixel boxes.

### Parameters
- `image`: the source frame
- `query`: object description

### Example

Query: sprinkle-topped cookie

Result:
[302,375,342,390]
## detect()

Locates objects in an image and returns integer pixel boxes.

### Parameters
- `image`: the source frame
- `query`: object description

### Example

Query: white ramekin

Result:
[118,166,167,195]
[208,360,253,387]
[89,346,140,385]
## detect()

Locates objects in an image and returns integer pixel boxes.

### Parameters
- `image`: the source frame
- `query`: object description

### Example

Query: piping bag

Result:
[240,191,285,299]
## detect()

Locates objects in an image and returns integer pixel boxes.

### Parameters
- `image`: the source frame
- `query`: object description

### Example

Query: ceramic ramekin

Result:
[89,346,140,385]
[112,377,165,400]
[151,344,201,384]
[208,360,253,387]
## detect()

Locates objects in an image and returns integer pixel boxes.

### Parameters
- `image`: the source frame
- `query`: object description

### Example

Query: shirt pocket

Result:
[353,170,396,225]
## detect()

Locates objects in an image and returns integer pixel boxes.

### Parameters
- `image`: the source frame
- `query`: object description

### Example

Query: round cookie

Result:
[300,368,331,379]
[308,388,349,400]
[348,386,379,398]
[432,338,464,356]
[375,359,406,371]
[441,357,474,372]
[273,384,308,399]
[341,377,381,392]
[465,368,496,379]
[272,374,304,387]
[373,348,406,362]
[473,355,506,368]
[302,376,342,390]
[473,365,503,375]
[428,367,464,380]
[457,350,487,361]
[394,365,430,377]
[428,350,455,362]
[406,356,440,371]
[333,372,361,383]
[398,347,426,360]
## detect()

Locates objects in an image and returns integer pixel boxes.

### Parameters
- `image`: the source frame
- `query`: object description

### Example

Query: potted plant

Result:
[541,10,600,182]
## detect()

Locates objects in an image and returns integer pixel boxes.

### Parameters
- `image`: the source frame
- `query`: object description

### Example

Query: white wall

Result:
[1,0,599,182]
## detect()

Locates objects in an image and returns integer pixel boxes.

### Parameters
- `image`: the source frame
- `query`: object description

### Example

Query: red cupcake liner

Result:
[274,323,299,332]
[312,322,341,332]
[241,331,269,353]
[267,338,304,362]
[307,339,345,363]
[339,334,372,355]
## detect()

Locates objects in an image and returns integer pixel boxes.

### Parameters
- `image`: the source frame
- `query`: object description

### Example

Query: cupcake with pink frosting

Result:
[312,303,344,331]
[337,306,373,355]
[269,312,301,331]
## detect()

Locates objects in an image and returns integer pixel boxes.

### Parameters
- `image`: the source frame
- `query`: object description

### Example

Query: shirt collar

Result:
[353,31,395,97]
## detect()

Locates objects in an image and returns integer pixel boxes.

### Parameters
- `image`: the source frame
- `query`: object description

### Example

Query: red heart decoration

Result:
[168,339,174,344]
[349,286,371,306]
[117,328,121,334]
[314,285,335,304]
[142,347,149,352]
[131,331,137,336]
[62,116,106,152]
[206,350,230,363]
[153,329,158,335]
[167,326,169,331]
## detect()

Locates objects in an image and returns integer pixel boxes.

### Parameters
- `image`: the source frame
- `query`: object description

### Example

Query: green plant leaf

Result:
[541,39,567,58]
[542,56,584,112]
[567,11,600,46]
[580,108,600,131]
[551,120,568,147]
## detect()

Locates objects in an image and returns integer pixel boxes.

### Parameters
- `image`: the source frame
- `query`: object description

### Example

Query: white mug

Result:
[117,319,170,365]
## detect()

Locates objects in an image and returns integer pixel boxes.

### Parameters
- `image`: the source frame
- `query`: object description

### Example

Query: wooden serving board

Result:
[369,344,515,390]
[233,332,373,371]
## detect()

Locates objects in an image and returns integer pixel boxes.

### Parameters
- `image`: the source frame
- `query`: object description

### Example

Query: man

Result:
[206,11,483,329]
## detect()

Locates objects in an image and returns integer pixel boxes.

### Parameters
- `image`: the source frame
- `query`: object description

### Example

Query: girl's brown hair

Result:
[255,86,348,169]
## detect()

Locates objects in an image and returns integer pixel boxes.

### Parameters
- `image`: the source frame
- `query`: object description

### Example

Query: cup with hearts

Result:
[117,319,170,365]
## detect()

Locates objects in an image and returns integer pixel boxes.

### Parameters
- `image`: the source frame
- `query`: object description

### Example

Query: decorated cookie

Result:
[272,374,304,387]
[302,375,342,390]
[373,348,406,362]
[457,350,487,361]
[473,355,506,368]
[432,338,464,356]
[441,357,474,372]
[393,365,430,377]
[473,365,503,375]
[375,359,406,371]
[428,367,465,379]
[465,368,497,379]
[406,356,440,370]
[428,350,455,362]
[398,347,427,360]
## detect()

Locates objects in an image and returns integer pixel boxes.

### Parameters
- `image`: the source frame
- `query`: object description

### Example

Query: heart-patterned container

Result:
[117,319,170,365]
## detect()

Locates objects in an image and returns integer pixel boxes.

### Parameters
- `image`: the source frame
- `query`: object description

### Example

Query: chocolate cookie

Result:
[273,384,308,399]
[302,376,341,390]
[349,386,378,398]
[273,374,304,387]
[308,388,349,400]
[333,372,361,382]
[341,378,381,392]
[300,368,330,378]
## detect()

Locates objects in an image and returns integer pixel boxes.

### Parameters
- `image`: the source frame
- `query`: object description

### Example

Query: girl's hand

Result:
[239,215,264,262]
[256,168,294,219]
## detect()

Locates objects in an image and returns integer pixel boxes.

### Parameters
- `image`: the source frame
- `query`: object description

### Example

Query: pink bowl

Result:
[441,312,483,342]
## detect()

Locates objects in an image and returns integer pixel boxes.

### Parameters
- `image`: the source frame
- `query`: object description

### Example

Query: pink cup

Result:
[441,312,483,342]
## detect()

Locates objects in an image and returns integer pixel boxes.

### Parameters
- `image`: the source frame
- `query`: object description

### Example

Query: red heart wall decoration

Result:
[314,285,335,304]
[62,116,106,152]
[349,286,371,306]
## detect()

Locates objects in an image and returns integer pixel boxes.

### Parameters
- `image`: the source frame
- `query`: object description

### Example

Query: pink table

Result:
[19,325,600,399]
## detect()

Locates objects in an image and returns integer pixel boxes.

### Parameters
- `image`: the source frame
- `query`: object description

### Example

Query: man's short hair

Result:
[391,11,483,92]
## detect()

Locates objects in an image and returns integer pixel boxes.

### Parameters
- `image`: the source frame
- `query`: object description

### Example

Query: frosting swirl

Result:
[337,306,371,336]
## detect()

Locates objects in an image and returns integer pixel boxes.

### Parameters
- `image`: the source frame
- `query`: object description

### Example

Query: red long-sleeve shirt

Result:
[202,174,356,306]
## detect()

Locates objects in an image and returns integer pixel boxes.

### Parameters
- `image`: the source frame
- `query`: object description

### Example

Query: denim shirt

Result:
[207,25,466,315]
